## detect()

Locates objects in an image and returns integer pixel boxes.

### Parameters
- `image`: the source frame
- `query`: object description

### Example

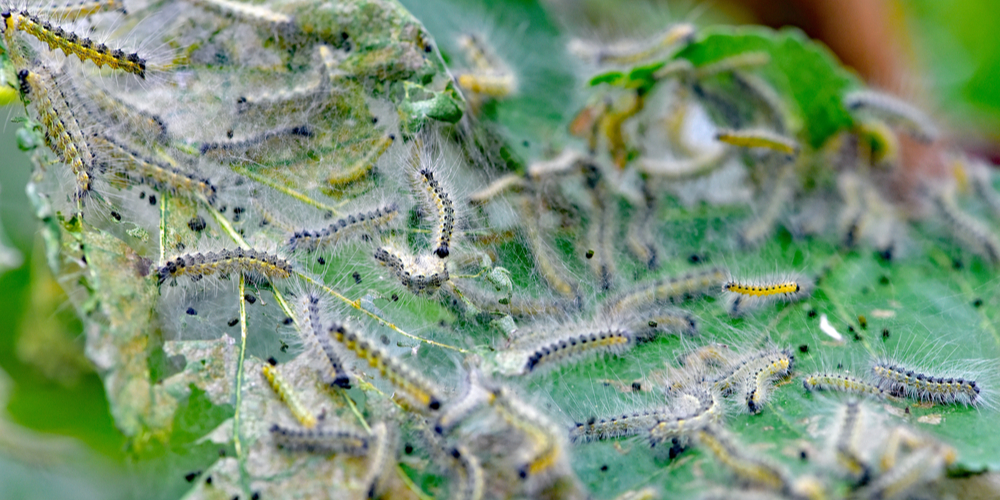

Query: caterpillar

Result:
[262,363,317,428]
[373,246,450,295]
[843,89,939,143]
[269,423,370,455]
[491,386,565,481]
[362,422,394,499]
[155,248,293,285]
[520,328,635,374]
[3,10,146,77]
[723,274,812,317]
[648,387,722,447]
[16,66,93,199]
[328,322,445,413]
[303,294,350,388]
[707,348,795,397]
[743,353,794,414]
[871,360,981,406]
[418,168,455,258]
[187,0,295,35]
[446,444,485,500]
[287,204,398,252]
[327,134,394,188]
[200,125,313,157]
[89,133,218,205]
[571,405,672,443]
[832,400,870,483]
[802,372,887,400]
[695,424,792,494]
[603,267,727,316]
[853,443,955,500]
[932,192,1000,266]
[435,369,493,435]
[715,128,799,156]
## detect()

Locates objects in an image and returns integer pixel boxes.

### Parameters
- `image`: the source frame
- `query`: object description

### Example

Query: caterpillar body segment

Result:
[287,203,399,252]
[328,322,445,413]
[803,372,887,400]
[155,248,292,285]
[270,423,370,455]
[262,363,317,428]
[16,66,94,199]
[648,387,722,447]
[3,10,146,77]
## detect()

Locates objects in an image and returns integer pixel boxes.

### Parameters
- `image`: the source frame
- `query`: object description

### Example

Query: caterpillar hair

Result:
[843,89,939,143]
[199,125,314,158]
[491,386,566,482]
[738,163,797,247]
[715,128,799,156]
[638,147,732,181]
[632,308,699,339]
[457,32,498,73]
[932,191,1000,266]
[418,168,456,258]
[722,274,813,317]
[743,353,794,414]
[446,444,485,500]
[270,423,370,455]
[603,266,727,316]
[526,149,586,180]
[706,347,795,398]
[187,0,296,36]
[3,10,146,77]
[871,360,982,406]
[373,245,450,295]
[648,387,723,448]
[262,363,317,428]
[569,22,695,66]
[695,424,792,494]
[435,369,493,435]
[155,248,293,285]
[454,32,517,100]
[328,322,445,413]
[802,372,887,400]
[362,422,395,499]
[70,79,169,144]
[327,134,394,188]
[517,328,635,375]
[302,294,350,388]
[733,71,789,133]
[519,196,579,298]
[467,173,528,205]
[89,133,219,205]
[37,0,126,20]
[571,404,672,443]
[287,203,398,252]
[853,443,955,500]
[236,44,341,116]
[831,400,870,484]
[16,66,93,199]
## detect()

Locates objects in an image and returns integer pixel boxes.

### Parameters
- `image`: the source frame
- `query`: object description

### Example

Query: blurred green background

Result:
[1,1,1000,498]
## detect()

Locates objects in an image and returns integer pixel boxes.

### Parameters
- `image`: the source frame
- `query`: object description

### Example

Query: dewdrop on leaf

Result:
[262,362,318,428]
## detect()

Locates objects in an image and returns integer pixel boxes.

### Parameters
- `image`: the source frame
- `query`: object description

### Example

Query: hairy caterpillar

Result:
[744,353,794,414]
[802,372,887,400]
[715,128,799,156]
[373,245,450,295]
[269,423,370,455]
[603,267,727,316]
[155,248,293,285]
[695,424,792,493]
[262,362,317,428]
[287,204,398,252]
[648,387,722,447]
[302,294,350,388]
[571,405,672,443]
[871,360,982,406]
[843,90,939,143]
[328,322,445,413]
[418,168,455,258]
[722,274,813,317]
[16,66,93,199]
[3,10,146,77]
